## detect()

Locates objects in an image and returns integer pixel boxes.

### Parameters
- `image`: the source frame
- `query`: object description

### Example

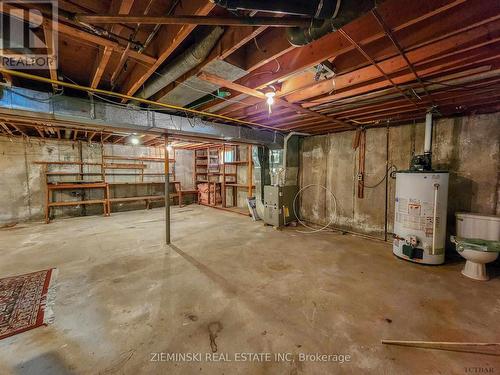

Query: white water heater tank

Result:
[393,171,449,265]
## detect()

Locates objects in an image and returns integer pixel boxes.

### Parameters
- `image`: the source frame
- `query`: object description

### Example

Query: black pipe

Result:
[212,0,378,46]
[210,0,336,18]
[286,0,377,46]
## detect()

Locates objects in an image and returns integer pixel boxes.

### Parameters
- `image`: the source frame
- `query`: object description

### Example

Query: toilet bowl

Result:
[453,238,499,280]
[454,213,500,281]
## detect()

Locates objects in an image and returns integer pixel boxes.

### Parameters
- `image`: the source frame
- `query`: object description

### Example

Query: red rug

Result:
[0,269,57,340]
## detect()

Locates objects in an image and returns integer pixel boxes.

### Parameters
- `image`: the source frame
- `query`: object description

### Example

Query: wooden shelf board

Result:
[225,184,255,188]
[103,155,174,162]
[108,181,178,185]
[48,182,108,190]
[48,199,106,207]
[35,161,102,166]
[109,195,166,203]
[105,173,165,176]
[224,161,249,165]
[46,172,103,176]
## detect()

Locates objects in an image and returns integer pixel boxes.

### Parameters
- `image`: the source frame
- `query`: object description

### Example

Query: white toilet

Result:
[453,213,500,281]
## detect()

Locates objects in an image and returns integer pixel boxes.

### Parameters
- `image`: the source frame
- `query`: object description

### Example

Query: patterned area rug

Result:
[0,269,57,340]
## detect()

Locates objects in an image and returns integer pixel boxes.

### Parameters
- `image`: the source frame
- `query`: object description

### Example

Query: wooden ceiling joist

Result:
[90,0,135,89]
[43,25,58,89]
[197,71,353,129]
[149,25,269,102]
[0,0,499,134]
[0,122,13,135]
[119,0,216,100]
[0,3,155,66]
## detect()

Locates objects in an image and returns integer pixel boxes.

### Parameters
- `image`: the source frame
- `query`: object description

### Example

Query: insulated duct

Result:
[135,26,224,100]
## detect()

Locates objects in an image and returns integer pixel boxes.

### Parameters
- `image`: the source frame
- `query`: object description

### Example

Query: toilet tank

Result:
[456,213,500,241]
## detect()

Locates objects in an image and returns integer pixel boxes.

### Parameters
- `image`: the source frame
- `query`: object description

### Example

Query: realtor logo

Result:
[0,0,58,70]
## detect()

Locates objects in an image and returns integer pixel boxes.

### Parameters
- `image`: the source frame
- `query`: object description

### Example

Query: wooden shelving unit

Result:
[36,147,196,222]
[35,161,109,223]
[36,142,253,222]
[193,143,253,216]
[195,148,208,183]
[103,152,180,212]
[222,144,254,210]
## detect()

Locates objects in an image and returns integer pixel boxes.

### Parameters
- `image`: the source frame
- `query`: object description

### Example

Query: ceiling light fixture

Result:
[265,91,276,115]
[130,136,140,145]
[166,144,173,153]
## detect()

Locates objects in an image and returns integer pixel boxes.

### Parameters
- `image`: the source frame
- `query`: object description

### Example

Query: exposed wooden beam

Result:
[0,3,155,66]
[43,25,58,89]
[9,123,28,137]
[287,25,500,106]
[35,126,45,138]
[371,9,436,105]
[236,28,294,73]
[0,122,13,135]
[340,29,419,107]
[75,15,311,27]
[150,25,268,102]
[91,48,113,88]
[90,0,135,89]
[199,0,468,113]
[197,71,353,128]
[113,135,126,144]
[119,0,216,100]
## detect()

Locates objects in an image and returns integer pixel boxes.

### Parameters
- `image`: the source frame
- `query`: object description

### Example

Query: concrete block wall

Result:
[0,137,195,225]
[299,113,500,241]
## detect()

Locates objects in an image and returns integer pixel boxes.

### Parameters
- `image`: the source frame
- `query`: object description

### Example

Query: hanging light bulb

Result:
[265,91,275,115]
[130,136,140,145]
[166,144,173,153]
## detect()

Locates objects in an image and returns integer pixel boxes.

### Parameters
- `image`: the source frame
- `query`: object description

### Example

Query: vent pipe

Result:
[424,111,433,155]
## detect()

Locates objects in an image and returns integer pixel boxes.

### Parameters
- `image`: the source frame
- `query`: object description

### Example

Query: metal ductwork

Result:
[135,26,224,100]
[287,0,377,46]
[211,0,376,46]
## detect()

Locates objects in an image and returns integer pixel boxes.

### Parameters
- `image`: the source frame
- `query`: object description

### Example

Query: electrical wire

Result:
[292,184,338,234]
[1,11,285,126]
[28,30,255,110]
[359,163,398,189]
[4,86,65,103]
[0,68,278,130]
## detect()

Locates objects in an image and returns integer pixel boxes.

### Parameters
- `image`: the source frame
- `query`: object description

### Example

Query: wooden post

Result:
[44,164,50,223]
[222,144,226,207]
[164,134,171,245]
[207,146,211,206]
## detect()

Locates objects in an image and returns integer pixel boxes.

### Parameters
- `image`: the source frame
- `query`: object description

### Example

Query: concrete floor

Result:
[0,206,499,374]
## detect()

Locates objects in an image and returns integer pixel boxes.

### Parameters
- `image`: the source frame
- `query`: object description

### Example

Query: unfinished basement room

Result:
[0,0,499,374]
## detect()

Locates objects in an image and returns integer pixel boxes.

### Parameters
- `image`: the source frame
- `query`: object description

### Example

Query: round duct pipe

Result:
[135,26,225,101]
[286,0,377,46]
